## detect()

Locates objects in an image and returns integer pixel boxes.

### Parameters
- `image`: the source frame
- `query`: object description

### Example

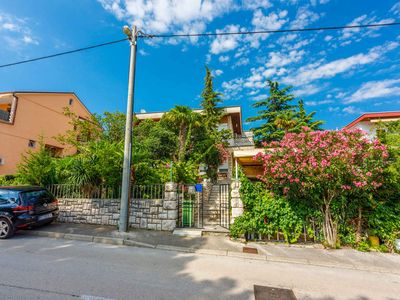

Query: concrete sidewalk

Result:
[18,222,400,275]
[19,222,242,253]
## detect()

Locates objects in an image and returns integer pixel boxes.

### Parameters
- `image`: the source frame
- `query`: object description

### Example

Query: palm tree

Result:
[274,110,297,135]
[164,106,201,162]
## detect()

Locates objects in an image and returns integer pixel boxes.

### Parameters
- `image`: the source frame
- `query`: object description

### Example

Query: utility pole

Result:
[119,25,138,232]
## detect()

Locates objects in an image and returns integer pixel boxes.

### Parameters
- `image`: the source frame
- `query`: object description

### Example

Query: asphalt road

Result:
[0,235,399,300]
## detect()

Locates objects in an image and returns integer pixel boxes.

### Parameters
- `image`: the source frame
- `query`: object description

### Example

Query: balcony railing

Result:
[227,134,255,147]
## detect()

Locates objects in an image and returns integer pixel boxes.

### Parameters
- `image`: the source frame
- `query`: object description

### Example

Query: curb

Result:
[21,230,400,275]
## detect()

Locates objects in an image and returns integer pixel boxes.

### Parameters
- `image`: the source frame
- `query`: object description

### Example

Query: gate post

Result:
[162,182,178,231]
[230,180,243,224]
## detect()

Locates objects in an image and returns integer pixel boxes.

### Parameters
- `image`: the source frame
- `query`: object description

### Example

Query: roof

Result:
[135,105,242,120]
[0,186,45,192]
[0,91,93,117]
[135,106,244,134]
[344,111,400,129]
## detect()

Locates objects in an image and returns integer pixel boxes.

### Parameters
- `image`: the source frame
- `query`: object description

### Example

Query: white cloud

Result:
[277,33,297,44]
[205,54,212,64]
[305,99,333,106]
[210,24,241,54]
[342,106,361,114]
[212,69,224,76]
[266,50,305,68]
[346,79,400,103]
[22,35,38,45]
[390,1,400,16]
[252,94,267,101]
[310,0,330,5]
[328,106,340,112]
[252,9,288,31]
[340,15,395,42]
[222,77,244,99]
[2,22,17,31]
[335,92,347,99]
[324,35,333,42]
[0,12,39,48]
[295,84,322,96]
[282,41,399,85]
[290,6,320,28]
[247,9,288,48]
[233,57,250,68]
[242,0,272,9]
[139,49,149,56]
[98,0,234,34]
[219,55,230,62]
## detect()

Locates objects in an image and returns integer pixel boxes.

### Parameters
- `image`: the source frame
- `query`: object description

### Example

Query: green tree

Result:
[98,111,126,143]
[200,67,230,180]
[201,67,223,130]
[56,107,102,150]
[16,140,56,186]
[247,81,323,143]
[163,106,202,162]
[294,100,324,131]
[246,80,296,143]
[257,128,388,248]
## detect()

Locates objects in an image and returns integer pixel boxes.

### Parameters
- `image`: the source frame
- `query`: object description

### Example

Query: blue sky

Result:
[1,0,400,130]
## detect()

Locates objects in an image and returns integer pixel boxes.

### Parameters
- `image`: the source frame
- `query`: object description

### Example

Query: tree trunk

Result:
[322,204,338,248]
[356,207,363,244]
[178,123,187,161]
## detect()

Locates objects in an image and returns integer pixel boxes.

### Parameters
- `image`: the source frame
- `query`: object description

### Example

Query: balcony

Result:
[227,131,255,148]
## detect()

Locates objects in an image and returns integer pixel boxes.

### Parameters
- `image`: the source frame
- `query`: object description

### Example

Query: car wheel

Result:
[0,217,14,239]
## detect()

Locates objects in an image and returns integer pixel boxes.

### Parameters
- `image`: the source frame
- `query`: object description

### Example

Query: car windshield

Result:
[20,190,54,205]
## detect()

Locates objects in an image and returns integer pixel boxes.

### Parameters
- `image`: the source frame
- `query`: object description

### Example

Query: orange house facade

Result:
[0,92,92,175]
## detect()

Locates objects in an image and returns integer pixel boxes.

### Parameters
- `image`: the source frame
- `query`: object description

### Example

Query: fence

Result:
[47,184,165,200]
[245,219,324,244]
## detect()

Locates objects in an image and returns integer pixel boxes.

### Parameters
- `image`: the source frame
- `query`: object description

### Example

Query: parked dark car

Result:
[0,186,59,239]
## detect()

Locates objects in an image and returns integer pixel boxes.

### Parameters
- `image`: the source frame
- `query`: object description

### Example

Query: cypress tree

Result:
[201,66,223,130]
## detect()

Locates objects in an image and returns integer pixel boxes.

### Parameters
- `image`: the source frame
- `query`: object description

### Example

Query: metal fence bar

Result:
[46,184,165,200]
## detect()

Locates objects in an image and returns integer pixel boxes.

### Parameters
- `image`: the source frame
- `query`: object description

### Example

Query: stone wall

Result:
[57,182,178,231]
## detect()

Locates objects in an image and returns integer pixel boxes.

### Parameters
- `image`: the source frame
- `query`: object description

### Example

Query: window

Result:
[21,190,54,205]
[0,190,20,205]
[45,144,63,157]
[0,157,4,165]
[0,94,17,124]
[28,140,36,148]
[69,99,74,105]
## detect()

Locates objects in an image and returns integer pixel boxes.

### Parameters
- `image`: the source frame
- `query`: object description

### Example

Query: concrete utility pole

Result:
[119,25,138,232]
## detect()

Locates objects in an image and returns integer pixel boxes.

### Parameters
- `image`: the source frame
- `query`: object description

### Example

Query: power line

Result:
[0,22,399,69]
[0,38,127,68]
[142,22,400,38]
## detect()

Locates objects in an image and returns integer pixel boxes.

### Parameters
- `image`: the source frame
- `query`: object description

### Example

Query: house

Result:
[344,111,400,138]
[0,91,92,175]
[136,106,264,181]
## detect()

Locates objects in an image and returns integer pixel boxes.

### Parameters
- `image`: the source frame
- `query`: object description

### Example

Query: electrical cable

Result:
[1,22,399,69]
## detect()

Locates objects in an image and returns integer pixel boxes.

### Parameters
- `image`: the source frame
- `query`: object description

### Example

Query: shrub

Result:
[256,128,388,248]
[368,201,400,252]
[230,174,315,243]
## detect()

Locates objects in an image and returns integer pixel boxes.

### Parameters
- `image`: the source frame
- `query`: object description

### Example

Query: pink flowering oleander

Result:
[255,128,388,195]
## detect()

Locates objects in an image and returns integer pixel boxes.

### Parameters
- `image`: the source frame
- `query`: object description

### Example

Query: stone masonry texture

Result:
[57,183,178,231]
